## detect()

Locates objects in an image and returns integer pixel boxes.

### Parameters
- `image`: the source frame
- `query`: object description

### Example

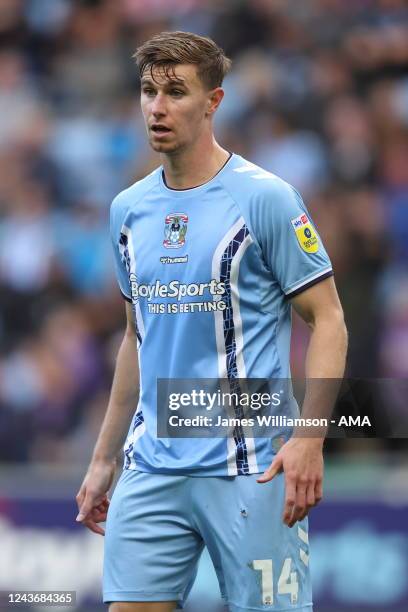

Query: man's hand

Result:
[257,438,323,527]
[75,459,117,536]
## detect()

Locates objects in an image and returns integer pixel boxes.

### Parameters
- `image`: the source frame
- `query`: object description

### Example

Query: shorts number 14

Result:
[252,558,298,606]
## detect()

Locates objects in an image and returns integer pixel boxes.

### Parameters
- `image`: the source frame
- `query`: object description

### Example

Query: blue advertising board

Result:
[0,493,407,611]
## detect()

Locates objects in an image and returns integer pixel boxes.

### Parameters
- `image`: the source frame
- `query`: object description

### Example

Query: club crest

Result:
[163,212,188,249]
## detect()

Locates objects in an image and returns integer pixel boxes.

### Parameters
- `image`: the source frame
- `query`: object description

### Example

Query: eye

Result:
[170,89,185,97]
[142,87,156,97]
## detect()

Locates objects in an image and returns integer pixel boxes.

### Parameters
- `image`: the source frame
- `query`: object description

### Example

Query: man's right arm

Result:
[75,302,139,534]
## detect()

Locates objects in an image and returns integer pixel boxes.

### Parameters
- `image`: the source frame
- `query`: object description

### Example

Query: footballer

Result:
[76,31,347,612]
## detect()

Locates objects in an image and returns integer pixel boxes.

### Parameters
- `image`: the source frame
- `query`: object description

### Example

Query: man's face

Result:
[140,64,214,154]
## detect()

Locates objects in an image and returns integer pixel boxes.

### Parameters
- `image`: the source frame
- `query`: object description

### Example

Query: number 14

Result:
[253,558,298,606]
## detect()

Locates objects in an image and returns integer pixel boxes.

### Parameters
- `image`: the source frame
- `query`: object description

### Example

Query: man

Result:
[76,31,347,612]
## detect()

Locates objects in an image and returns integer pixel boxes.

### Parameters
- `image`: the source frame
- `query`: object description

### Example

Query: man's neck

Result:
[161,138,230,190]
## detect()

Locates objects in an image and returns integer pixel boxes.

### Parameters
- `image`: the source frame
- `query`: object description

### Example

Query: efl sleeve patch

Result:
[291,214,319,253]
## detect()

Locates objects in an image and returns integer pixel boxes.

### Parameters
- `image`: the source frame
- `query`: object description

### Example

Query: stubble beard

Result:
[149,135,186,155]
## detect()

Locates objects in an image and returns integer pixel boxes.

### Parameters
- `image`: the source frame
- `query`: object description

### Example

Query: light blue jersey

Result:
[110,154,332,476]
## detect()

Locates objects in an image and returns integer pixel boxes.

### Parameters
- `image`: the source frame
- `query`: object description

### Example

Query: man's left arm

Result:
[257,276,348,527]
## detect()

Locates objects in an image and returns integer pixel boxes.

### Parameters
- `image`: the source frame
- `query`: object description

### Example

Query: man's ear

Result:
[206,87,224,116]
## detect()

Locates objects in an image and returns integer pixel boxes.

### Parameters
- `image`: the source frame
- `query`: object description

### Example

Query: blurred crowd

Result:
[0,0,407,463]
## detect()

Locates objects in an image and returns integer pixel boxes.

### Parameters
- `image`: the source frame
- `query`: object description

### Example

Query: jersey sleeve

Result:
[251,180,333,298]
[110,194,132,302]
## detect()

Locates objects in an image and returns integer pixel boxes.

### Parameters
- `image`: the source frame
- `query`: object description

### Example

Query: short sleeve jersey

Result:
[110,154,333,476]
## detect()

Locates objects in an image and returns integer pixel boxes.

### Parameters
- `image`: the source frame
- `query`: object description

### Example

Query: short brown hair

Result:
[133,31,231,90]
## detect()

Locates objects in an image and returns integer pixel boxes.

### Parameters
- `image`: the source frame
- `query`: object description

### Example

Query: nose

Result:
[151,93,167,118]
